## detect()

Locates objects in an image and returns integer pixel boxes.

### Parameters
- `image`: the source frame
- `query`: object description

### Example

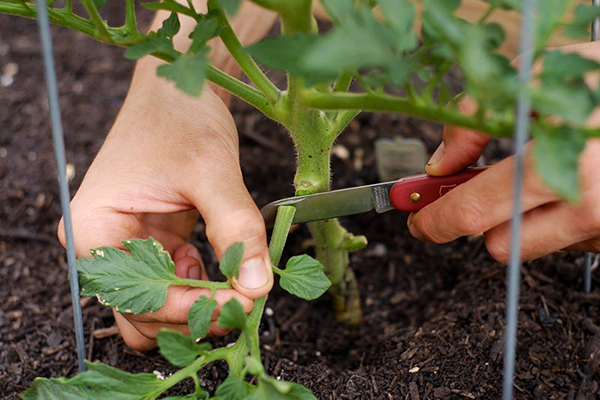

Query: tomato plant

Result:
[2,0,600,398]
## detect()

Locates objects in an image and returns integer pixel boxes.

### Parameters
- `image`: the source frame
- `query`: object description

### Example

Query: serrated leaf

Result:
[188,296,218,340]
[421,0,463,45]
[157,50,209,96]
[157,329,211,366]
[378,0,417,51]
[21,378,92,400]
[531,84,595,125]
[541,51,600,86]
[217,0,240,15]
[217,298,247,330]
[215,376,249,400]
[321,0,354,23]
[125,36,178,60]
[219,242,244,279]
[160,12,181,39]
[22,361,165,400]
[565,4,600,38]
[248,34,319,77]
[533,127,586,202]
[276,255,330,300]
[189,15,222,53]
[536,0,571,48]
[77,237,180,314]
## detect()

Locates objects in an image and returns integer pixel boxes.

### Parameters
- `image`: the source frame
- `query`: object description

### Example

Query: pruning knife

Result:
[261,167,487,228]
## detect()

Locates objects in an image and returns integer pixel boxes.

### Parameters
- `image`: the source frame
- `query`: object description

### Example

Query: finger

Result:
[183,147,273,300]
[565,237,600,253]
[128,286,253,324]
[427,97,492,176]
[483,201,598,264]
[409,144,561,244]
[173,243,209,280]
[114,311,156,351]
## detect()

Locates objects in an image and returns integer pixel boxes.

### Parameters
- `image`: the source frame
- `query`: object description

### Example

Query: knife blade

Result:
[261,167,487,228]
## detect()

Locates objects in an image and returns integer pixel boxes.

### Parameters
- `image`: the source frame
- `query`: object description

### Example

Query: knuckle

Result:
[455,196,486,235]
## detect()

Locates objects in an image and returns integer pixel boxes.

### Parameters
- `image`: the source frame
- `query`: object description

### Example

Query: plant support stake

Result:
[36,0,86,372]
[502,0,536,399]
[585,0,599,293]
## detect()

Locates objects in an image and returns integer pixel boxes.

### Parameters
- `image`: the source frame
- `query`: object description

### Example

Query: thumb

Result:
[187,164,273,300]
[426,97,491,176]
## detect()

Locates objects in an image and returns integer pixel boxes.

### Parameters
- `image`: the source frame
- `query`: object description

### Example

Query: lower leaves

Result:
[23,235,323,400]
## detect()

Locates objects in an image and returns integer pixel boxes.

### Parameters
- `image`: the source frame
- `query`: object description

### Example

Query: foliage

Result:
[1,0,599,398]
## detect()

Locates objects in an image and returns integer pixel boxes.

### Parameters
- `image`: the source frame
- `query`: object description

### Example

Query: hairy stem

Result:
[209,0,280,102]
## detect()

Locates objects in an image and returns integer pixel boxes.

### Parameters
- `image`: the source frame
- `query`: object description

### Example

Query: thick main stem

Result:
[286,107,363,325]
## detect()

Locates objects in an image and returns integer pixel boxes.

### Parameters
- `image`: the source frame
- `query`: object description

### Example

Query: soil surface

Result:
[2,4,600,400]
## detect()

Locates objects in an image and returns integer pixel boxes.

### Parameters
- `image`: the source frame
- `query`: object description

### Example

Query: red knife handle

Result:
[390,167,487,212]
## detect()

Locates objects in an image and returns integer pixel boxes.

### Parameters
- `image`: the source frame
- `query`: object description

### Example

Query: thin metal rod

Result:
[585,253,593,292]
[502,0,536,399]
[36,0,86,372]
[585,0,599,293]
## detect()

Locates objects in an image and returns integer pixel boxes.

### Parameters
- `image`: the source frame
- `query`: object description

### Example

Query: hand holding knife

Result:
[261,167,487,228]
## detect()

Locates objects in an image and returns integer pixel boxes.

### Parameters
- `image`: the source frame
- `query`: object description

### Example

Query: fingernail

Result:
[188,265,202,280]
[427,141,446,167]
[186,246,201,260]
[407,214,424,240]
[237,257,269,290]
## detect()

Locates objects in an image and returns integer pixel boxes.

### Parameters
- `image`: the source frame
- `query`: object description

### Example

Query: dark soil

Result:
[2,4,600,400]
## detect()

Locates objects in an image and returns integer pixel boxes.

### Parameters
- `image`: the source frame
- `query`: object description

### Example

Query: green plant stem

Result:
[209,0,280,103]
[80,0,111,41]
[269,206,296,266]
[64,0,71,13]
[333,72,353,92]
[173,278,231,290]
[478,5,496,24]
[301,90,514,137]
[125,0,137,34]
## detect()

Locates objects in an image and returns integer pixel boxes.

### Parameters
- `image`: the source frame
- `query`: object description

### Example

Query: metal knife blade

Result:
[260,181,398,228]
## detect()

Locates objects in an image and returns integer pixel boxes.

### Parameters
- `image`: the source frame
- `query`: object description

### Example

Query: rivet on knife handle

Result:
[390,167,488,212]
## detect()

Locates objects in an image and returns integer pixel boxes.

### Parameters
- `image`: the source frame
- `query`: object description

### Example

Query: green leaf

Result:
[275,255,331,300]
[22,361,166,400]
[21,378,92,400]
[93,0,106,8]
[124,36,178,60]
[219,242,245,279]
[163,393,209,400]
[160,12,181,39]
[250,377,317,400]
[321,0,354,23]
[189,15,222,53]
[482,0,521,10]
[77,237,180,314]
[541,51,600,86]
[157,329,211,366]
[248,34,319,77]
[378,0,417,51]
[421,0,463,45]
[215,376,249,400]
[188,296,218,340]
[565,4,600,38]
[157,50,210,96]
[533,127,586,202]
[536,0,571,48]
[217,0,241,15]
[531,84,595,125]
[217,298,247,330]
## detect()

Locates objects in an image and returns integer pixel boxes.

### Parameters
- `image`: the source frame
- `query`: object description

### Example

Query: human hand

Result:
[58,57,273,350]
[407,43,600,263]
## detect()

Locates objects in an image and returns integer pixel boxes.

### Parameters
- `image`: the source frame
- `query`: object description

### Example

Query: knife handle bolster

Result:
[389,168,487,212]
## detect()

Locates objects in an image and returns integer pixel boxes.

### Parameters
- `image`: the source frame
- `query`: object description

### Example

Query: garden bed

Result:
[1,5,600,399]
